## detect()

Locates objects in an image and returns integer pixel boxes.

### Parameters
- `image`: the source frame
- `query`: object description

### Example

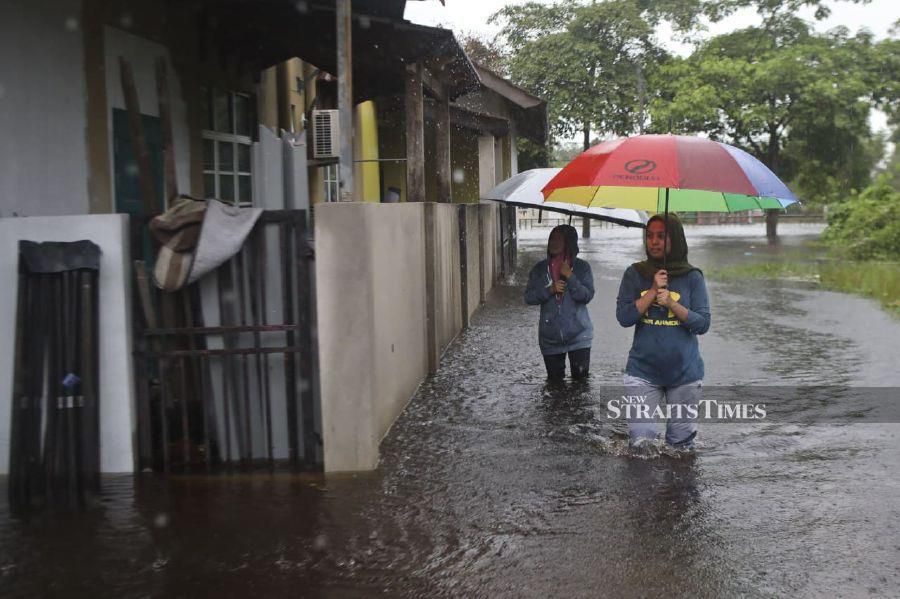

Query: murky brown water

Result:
[3,223,900,598]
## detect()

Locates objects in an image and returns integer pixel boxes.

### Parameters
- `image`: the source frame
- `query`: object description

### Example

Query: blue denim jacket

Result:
[524,258,595,355]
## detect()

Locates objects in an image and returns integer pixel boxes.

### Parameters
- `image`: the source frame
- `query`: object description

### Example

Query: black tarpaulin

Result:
[18,240,102,274]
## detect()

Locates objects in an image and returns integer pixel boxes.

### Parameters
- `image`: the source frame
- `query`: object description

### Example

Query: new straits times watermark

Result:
[609,396,767,421]
[596,387,900,423]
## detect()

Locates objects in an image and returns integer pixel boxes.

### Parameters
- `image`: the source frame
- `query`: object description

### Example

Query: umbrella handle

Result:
[656,188,670,293]
[663,188,669,273]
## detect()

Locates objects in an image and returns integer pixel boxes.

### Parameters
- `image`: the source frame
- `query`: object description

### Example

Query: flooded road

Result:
[3,224,900,598]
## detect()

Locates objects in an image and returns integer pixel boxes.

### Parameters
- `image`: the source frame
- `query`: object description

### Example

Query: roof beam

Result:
[421,67,446,101]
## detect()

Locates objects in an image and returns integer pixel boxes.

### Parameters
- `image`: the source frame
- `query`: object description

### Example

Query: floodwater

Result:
[3,223,900,598]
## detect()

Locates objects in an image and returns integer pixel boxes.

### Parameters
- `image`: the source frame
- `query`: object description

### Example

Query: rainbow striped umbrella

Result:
[541,135,799,214]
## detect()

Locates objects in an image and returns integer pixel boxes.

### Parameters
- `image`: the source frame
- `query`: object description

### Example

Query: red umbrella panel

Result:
[541,135,798,212]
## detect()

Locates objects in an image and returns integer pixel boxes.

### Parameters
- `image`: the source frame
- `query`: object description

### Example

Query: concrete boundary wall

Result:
[480,202,500,299]
[0,215,135,474]
[316,203,428,472]
[315,201,505,472]
[461,205,482,324]
[429,204,463,363]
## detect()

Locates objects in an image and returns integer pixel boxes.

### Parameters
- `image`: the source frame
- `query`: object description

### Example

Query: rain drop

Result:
[358,16,371,29]
[64,17,79,32]
[120,13,133,29]
[313,534,328,550]
[153,513,169,528]
[295,1,308,14]
[453,168,465,184]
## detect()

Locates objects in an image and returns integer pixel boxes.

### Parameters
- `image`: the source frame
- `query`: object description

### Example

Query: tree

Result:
[551,141,585,167]
[517,137,551,171]
[492,0,671,237]
[650,15,888,238]
[492,0,666,149]
[458,32,509,76]
[881,126,900,191]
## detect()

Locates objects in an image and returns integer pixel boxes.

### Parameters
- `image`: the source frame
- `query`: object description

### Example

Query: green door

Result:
[112,108,164,262]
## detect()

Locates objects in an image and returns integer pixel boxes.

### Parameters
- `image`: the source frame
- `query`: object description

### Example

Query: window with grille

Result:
[322,164,339,202]
[201,87,254,206]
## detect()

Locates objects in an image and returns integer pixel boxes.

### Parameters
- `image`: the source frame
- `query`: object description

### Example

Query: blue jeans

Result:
[622,374,701,448]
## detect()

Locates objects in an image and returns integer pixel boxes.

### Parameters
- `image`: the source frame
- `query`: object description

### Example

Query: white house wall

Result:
[478,135,496,197]
[509,122,519,176]
[253,125,285,210]
[282,130,310,211]
[0,0,90,217]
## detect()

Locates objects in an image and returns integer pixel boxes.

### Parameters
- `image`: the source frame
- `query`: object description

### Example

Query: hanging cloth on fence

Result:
[188,199,262,285]
[149,196,206,291]
[150,197,262,291]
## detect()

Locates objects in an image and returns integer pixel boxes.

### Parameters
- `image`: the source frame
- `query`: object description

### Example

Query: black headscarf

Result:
[632,213,699,278]
[546,224,580,259]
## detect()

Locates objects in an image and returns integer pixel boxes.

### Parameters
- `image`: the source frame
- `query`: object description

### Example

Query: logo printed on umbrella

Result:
[624,159,657,175]
[614,158,660,182]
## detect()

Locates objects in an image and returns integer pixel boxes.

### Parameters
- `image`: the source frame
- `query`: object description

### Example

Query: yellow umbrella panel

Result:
[544,186,791,213]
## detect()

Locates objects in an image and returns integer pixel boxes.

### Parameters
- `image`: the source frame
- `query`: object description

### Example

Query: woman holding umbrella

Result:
[525,224,595,382]
[615,214,710,449]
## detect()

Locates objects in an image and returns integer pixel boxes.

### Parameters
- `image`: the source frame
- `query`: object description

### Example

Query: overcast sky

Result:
[405,0,900,49]
[405,0,898,137]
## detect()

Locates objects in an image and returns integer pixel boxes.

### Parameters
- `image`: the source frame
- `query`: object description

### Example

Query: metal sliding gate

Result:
[132,210,320,473]
[499,204,517,277]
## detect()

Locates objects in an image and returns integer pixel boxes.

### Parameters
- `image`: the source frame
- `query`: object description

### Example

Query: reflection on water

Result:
[2,224,899,597]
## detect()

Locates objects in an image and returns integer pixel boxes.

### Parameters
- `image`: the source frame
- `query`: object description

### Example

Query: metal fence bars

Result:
[132,210,319,473]
[498,204,517,277]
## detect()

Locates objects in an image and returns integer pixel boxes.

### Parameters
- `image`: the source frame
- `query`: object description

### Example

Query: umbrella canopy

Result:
[541,135,799,212]
[484,168,648,228]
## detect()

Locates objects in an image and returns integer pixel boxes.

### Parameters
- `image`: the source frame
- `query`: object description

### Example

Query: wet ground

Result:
[2,223,900,598]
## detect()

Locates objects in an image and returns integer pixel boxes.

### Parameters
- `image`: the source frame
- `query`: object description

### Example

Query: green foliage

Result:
[709,256,900,315]
[551,141,584,167]
[458,32,509,76]
[785,131,885,204]
[869,37,900,123]
[650,14,895,206]
[818,260,900,314]
[823,175,900,259]
[709,261,819,281]
[517,137,551,170]
[702,0,873,21]
[879,136,900,191]
[492,0,668,142]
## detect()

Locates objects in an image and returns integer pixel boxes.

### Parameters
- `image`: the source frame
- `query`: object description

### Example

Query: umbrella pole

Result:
[663,187,670,285]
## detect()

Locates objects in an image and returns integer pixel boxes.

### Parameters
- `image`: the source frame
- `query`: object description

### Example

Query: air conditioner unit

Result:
[312,109,340,159]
